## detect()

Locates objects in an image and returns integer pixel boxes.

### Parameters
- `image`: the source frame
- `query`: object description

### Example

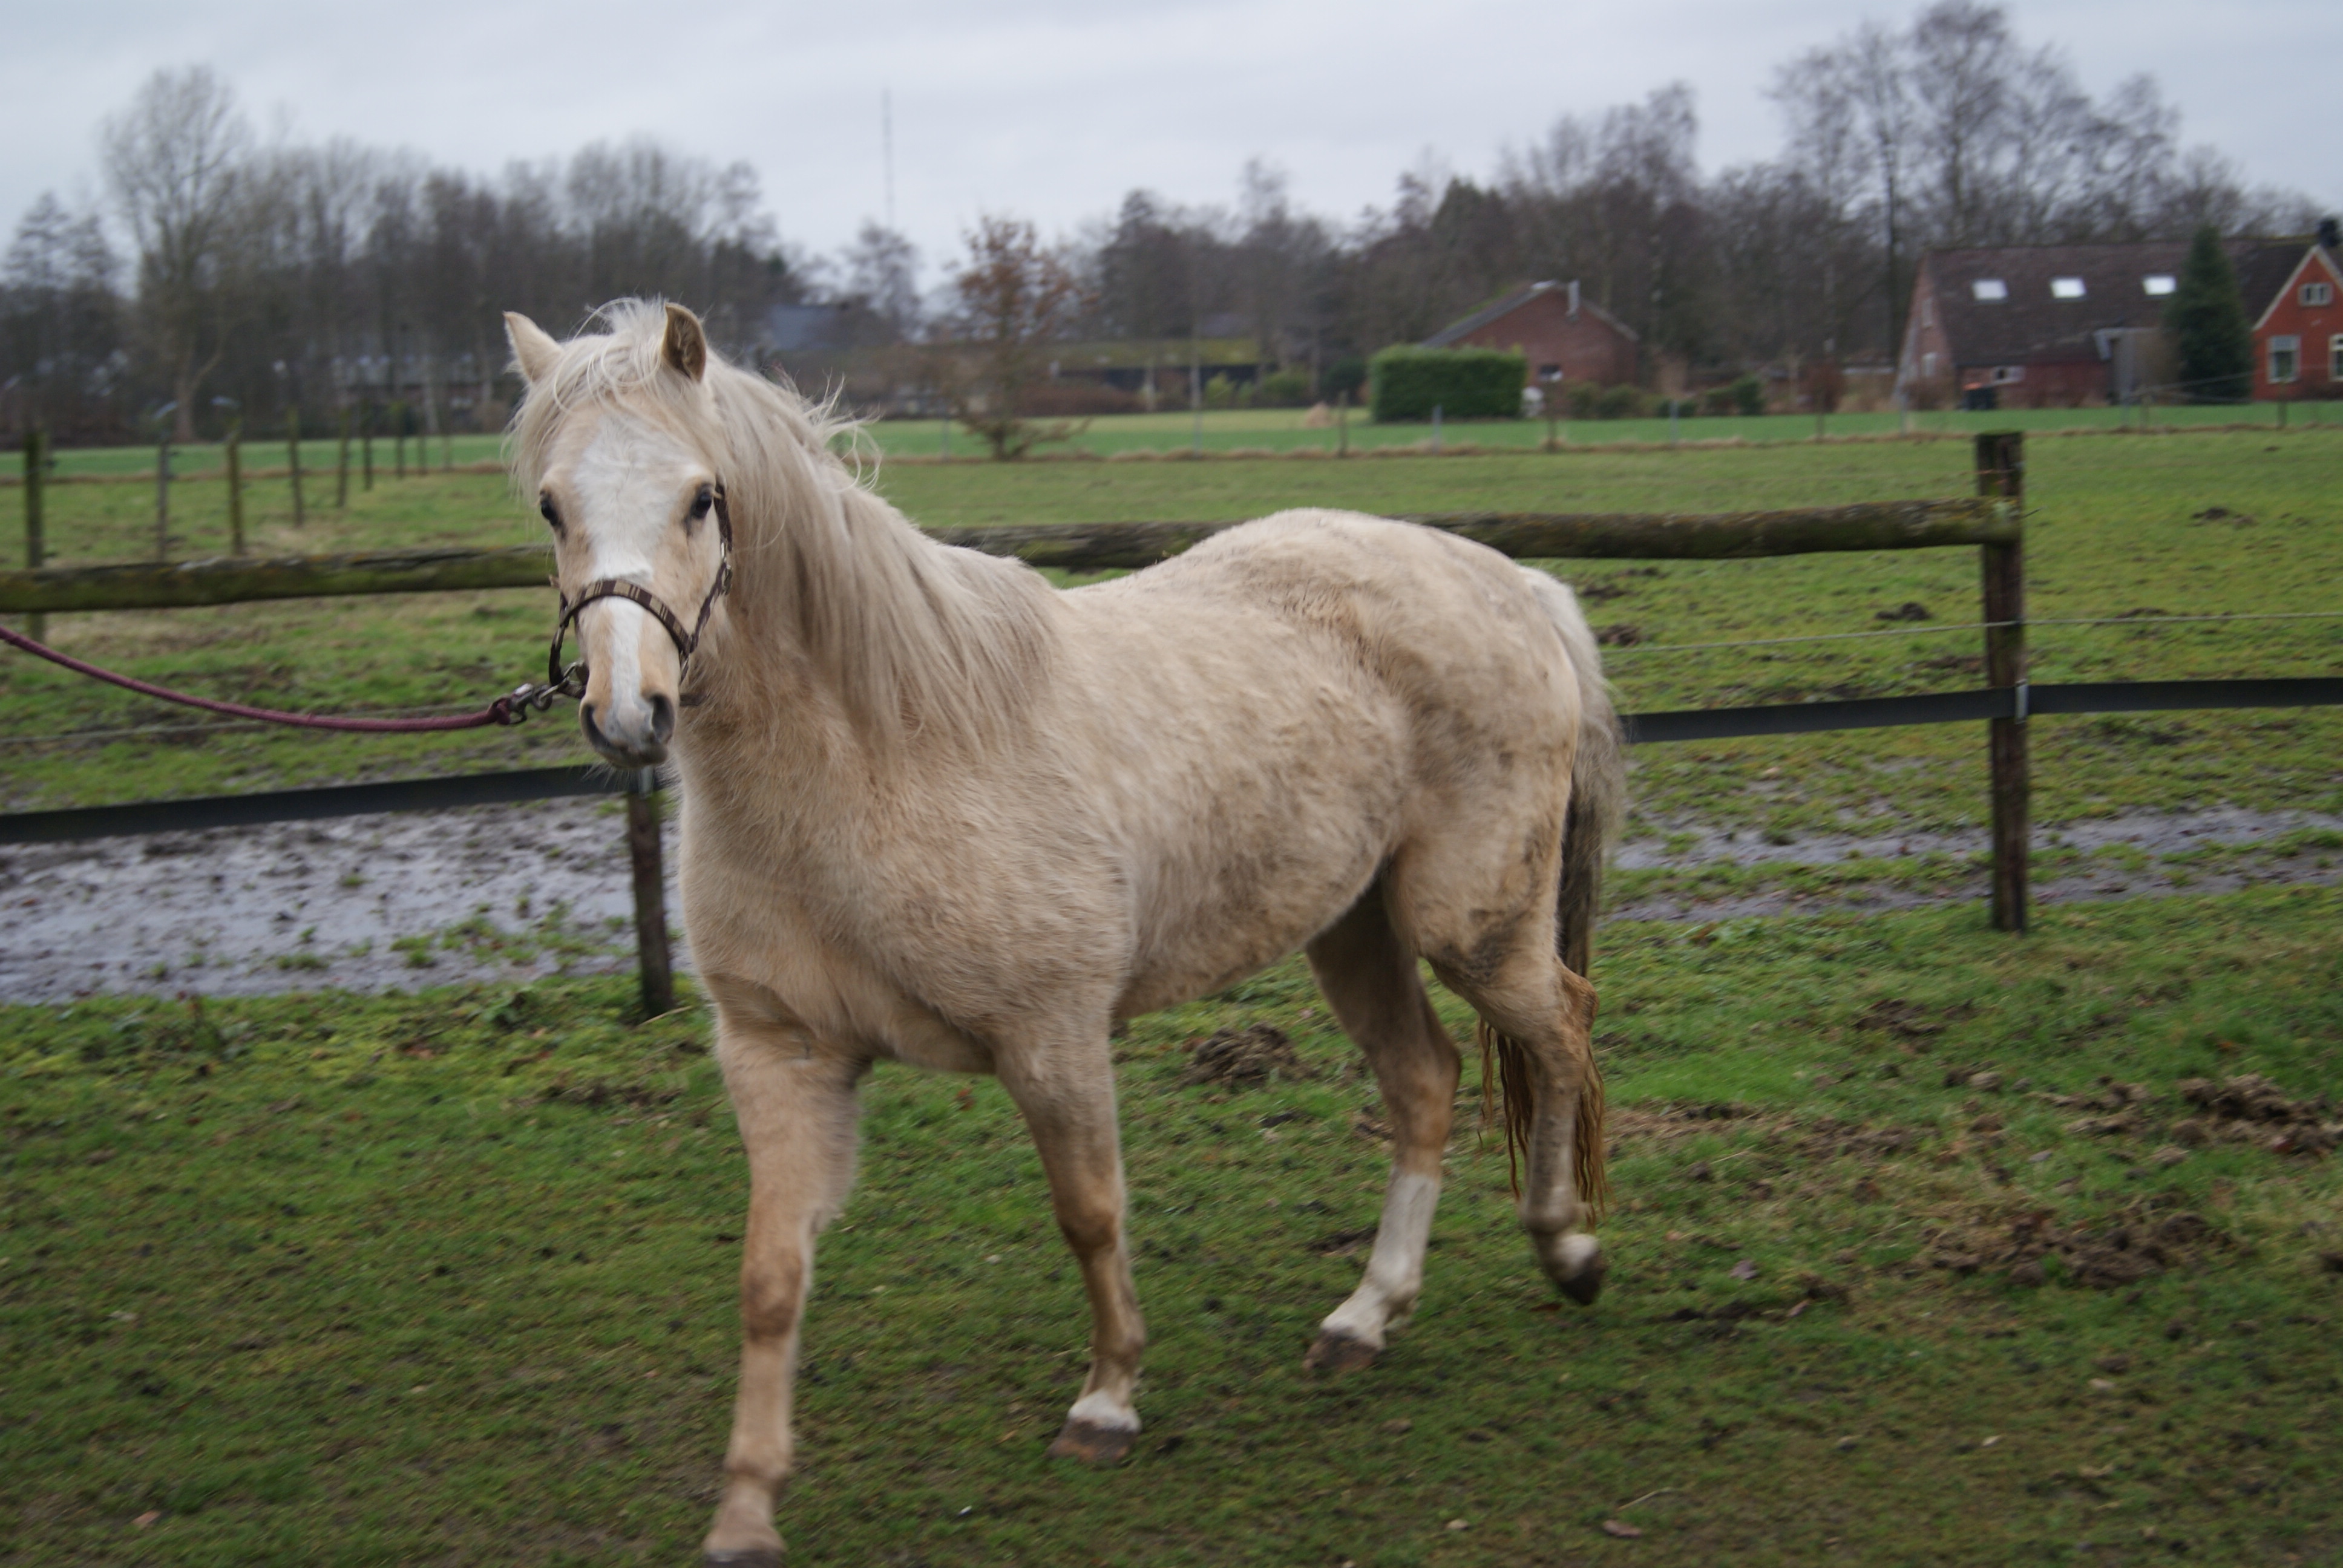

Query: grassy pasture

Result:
[4,430,2338,851]
[21,399,2333,477]
[2,887,2338,1564]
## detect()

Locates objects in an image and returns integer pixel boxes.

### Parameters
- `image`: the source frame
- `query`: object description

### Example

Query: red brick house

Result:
[2251,226,2343,400]
[1897,240,2301,408]
[1423,280,1638,388]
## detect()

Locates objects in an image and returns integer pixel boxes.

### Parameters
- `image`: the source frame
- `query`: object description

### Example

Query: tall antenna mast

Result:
[882,88,896,232]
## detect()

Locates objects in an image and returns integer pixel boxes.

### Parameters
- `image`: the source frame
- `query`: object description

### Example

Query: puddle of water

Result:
[0,799,684,1003]
[2,804,2332,1002]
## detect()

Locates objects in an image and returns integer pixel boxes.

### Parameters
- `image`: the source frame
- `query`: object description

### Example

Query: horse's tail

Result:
[1516,569,1625,975]
[1505,568,1627,1217]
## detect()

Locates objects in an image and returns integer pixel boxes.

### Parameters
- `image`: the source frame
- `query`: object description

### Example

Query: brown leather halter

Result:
[545,483,734,703]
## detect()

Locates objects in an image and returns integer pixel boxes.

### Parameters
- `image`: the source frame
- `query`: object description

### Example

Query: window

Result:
[1991,365,2027,385]
[2143,274,2176,296]
[2332,335,2342,382]
[2051,276,2086,299]
[1971,278,2008,301]
[1538,363,1562,379]
[1922,299,1935,327]
[2269,335,2301,384]
[2302,281,2335,307]
[1922,351,1939,377]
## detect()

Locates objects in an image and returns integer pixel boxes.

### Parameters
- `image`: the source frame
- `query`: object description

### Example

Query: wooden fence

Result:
[8,432,2341,1005]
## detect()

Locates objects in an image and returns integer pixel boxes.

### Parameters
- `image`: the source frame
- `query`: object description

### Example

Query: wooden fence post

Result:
[22,428,44,644]
[1976,430,2028,933]
[336,408,353,508]
[154,431,172,562]
[286,407,304,529]
[224,420,246,555]
[625,770,675,1017]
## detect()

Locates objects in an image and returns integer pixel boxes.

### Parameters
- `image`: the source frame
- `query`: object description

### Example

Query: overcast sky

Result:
[5,0,2335,276]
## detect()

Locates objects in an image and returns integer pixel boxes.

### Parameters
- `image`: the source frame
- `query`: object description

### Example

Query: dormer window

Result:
[1972,279,2008,301]
[2303,281,2335,307]
[2143,275,2176,296]
[2051,277,2086,299]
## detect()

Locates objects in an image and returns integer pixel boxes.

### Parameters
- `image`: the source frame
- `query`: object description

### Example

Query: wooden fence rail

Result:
[0,434,2129,950]
[0,498,2011,615]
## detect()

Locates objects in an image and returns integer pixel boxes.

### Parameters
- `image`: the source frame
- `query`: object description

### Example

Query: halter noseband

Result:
[545,483,735,702]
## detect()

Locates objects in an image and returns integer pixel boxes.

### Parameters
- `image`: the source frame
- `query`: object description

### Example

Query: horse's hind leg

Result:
[1432,944,1607,1305]
[1301,889,1461,1372]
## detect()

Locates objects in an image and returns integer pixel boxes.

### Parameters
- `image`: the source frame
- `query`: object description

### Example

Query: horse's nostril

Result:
[580,702,606,750]
[649,693,675,745]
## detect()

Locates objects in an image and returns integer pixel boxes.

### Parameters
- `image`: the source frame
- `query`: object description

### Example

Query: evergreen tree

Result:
[2163,224,2253,403]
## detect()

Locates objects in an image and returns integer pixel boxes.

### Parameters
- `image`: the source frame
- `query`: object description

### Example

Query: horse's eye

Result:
[689,485,714,521]
[538,495,562,532]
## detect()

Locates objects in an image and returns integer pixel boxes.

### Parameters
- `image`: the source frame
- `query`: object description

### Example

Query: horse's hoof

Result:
[1047,1417,1137,1464]
[703,1552,781,1567]
[1537,1231,1606,1305]
[1555,1254,1607,1306]
[1303,1328,1380,1373]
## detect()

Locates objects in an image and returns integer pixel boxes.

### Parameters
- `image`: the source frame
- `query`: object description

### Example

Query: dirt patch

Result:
[1309,1226,1377,1258]
[1921,1195,2229,1289]
[1852,998,1975,1041]
[1180,1025,1309,1088]
[2173,1074,2342,1156]
[2028,1073,2339,1155]
[1607,1101,1921,1162]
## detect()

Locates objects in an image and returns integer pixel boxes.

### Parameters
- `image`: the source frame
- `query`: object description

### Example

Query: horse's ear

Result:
[505,313,561,385]
[662,303,709,383]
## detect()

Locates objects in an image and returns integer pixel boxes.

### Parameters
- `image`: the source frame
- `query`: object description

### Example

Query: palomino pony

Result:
[504,302,1626,1565]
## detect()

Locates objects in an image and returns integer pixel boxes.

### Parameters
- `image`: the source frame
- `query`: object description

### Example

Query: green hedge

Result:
[1369,346,1525,422]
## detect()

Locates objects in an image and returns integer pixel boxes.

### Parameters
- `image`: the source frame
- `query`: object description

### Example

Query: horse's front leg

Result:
[701,977,866,1567]
[998,1044,1147,1463]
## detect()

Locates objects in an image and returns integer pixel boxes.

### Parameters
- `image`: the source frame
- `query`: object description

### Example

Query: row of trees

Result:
[2,1,2322,445]
[2,67,813,443]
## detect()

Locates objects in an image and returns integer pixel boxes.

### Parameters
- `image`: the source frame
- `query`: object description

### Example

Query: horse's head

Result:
[506,303,731,769]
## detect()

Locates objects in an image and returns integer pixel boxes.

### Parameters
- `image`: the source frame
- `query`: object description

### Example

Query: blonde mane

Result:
[508,301,1054,756]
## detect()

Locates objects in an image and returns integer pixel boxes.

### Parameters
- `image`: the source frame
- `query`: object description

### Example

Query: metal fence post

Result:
[625,769,675,1016]
[1976,430,2028,933]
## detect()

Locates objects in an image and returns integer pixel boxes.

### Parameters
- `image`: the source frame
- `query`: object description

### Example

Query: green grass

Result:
[6,429,2337,840]
[4,886,2338,1564]
[24,398,2335,476]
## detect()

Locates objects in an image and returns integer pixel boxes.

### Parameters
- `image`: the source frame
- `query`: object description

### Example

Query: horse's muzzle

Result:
[582,691,673,767]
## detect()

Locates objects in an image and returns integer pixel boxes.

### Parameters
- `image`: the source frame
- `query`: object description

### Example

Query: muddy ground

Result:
[1,803,2336,1003]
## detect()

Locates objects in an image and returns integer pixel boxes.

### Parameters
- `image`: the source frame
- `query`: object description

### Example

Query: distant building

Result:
[1897,240,2302,409]
[2250,221,2343,401]
[1423,281,1639,388]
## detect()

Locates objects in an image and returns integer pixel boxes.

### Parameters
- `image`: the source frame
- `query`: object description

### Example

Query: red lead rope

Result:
[0,621,567,732]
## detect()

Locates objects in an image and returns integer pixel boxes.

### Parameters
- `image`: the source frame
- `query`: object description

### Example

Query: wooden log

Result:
[625,773,675,1018]
[0,497,2013,613]
[1976,431,2030,935]
[0,544,552,613]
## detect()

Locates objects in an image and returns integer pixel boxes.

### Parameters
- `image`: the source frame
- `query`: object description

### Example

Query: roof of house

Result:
[1922,240,2305,365]
[1423,280,1639,348]
[2249,244,2343,332]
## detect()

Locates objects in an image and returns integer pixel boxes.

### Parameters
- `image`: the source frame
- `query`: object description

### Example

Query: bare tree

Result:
[2,194,122,437]
[942,214,1088,459]
[101,65,250,440]
[841,221,922,341]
